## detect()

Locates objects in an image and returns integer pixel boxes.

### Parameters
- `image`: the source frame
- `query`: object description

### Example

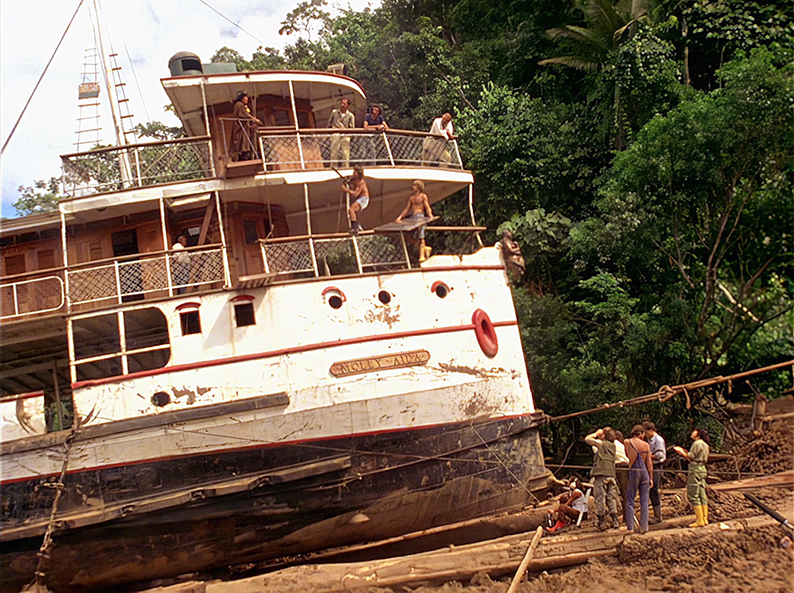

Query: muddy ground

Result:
[356,485,794,593]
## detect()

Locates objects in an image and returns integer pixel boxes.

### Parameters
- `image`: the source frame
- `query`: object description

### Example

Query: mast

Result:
[92,0,133,185]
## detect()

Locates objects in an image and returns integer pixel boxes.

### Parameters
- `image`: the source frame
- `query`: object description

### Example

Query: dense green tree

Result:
[13,177,63,216]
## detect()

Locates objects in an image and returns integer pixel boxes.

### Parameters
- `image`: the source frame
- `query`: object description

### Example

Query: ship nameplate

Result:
[330,350,430,377]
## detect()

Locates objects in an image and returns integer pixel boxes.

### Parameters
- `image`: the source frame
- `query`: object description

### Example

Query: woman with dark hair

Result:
[624,424,653,533]
[363,105,388,164]
[674,428,710,527]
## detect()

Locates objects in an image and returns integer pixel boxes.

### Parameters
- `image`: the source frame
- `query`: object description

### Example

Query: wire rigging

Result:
[1,0,85,157]
[197,0,267,47]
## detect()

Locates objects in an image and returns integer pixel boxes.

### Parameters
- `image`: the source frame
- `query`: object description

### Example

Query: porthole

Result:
[378,290,392,304]
[431,281,451,299]
[322,286,346,309]
[152,391,170,407]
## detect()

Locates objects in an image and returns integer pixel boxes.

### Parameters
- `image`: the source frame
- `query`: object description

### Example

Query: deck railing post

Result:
[383,132,395,166]
[114,260,122,303]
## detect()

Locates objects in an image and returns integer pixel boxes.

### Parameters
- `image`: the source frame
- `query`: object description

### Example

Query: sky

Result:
[0,0,377,219]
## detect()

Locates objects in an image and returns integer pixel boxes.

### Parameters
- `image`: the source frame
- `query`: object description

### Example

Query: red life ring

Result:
[472,309,498,358]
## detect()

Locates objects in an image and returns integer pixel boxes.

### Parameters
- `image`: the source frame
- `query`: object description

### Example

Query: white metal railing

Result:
[61,137,214,198]
[0,275,65,320]
[257,129,463,172]
[66,247,227,305]
[261,233,411,277]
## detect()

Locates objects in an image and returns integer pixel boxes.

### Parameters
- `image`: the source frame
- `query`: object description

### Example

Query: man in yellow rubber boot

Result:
[673,428,710,527]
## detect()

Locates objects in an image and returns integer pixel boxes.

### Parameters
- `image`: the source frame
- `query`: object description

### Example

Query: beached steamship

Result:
[0,53,550,591]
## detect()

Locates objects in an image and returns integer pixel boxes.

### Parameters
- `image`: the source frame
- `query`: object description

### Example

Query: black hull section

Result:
[1,414,549,592]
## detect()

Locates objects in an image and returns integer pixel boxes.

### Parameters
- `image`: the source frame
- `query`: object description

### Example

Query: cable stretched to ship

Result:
[470,424,543,504]
[548,359,794,423]
[1,0,85,156]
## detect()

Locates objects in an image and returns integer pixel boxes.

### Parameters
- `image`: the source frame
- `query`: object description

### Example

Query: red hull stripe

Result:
[72,320,518,389]
[1,411,534,485]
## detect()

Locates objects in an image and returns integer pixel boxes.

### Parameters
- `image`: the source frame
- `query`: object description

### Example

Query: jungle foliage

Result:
[225,0,792,453]
[17,0,792,454]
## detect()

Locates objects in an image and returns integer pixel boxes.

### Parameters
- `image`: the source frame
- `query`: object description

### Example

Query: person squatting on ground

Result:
[643,420,667,524]
[585,427,621,530]
[342,166,369,234]
[624,425,654,533]
[546,478,588,533]
[674,428,710,527]
[328,98,355,167]
[395,180,434,261]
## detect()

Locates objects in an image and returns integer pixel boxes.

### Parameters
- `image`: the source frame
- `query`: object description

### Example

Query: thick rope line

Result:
[550,359,794,423]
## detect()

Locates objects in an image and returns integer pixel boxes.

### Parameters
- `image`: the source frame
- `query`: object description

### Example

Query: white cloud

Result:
[0,0,377,218]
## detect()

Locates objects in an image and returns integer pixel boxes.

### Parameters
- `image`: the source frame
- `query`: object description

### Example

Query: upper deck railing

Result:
[61,136,213,199]
[256,128,463,171]
[60,129,463,199]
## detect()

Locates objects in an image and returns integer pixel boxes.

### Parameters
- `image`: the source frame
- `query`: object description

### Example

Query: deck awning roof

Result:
[162,71,368,137]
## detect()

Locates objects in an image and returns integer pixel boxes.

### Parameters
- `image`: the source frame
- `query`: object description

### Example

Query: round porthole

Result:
[431,281,451,299]
[322,286,346,309]
[152,391,171,407]
[378,290,392,304]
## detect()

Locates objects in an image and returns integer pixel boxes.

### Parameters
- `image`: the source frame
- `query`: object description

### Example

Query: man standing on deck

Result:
[342,166,369,234]
[328,98,355,168]
[585,427,621,530]
[395,180,434,261]
[643,421,667,524]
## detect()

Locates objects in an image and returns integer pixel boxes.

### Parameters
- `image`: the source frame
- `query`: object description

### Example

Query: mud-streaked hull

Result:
[1,411,548,592]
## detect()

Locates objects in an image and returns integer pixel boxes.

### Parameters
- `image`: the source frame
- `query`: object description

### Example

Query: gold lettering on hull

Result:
[330,350,431,377]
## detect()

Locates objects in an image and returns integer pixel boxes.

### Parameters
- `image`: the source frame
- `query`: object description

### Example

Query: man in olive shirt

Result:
[585,427,621,530]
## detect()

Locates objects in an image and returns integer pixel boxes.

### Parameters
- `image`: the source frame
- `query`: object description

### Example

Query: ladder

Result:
[74,48,102,150]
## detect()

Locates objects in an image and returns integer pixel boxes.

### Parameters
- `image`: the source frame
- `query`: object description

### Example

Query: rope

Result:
[549,359,794,423]
[1,0,85,156]
[197,0,266,46]
[30,427,78,590]
[470,424,543,504]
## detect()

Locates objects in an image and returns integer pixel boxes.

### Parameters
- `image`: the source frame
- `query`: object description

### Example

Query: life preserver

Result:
[472,309,498,358]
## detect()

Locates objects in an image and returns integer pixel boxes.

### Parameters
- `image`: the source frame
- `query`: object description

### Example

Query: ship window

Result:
[3,253,26,276]
[297,111,311,128]
[180,310,201,335]
[244,219,259,245]
[125,308,170,350]
[378,290,392,305]
[273,108,291,127]
[328,295,343,309]
[71,308,171,381]
[37,249,56,270]
[235,303,255,327]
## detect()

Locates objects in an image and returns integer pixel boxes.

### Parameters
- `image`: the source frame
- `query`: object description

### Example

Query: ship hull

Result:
[1,412,548,592]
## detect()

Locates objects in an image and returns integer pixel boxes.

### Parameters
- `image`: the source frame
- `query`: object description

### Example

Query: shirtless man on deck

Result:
[396,180,434,261]
[343,166,370,234]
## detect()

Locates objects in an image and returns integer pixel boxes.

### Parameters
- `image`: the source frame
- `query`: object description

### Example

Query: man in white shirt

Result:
[328,98,355,168]
[422,113,455,165]
[643,421,667,524]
